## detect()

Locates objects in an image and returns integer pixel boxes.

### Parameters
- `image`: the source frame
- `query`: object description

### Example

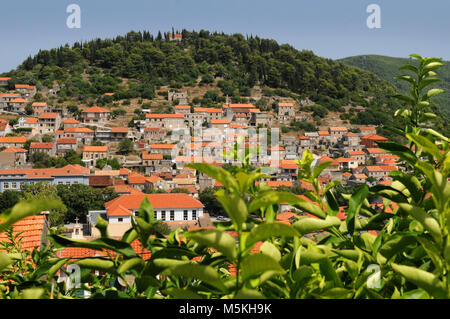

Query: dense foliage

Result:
[341,54,450,134]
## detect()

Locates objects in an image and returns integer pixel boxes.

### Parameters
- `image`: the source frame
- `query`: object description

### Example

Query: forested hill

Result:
[1,30,398,110]
[340,54,450,117]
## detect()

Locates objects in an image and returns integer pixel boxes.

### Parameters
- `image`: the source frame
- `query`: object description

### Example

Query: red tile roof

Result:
[63,118,80,124]
[111,185,145,195]
[150,144,177,149]
[1,148,27,153]
[57,138,77,144]
[31,102,47,107]
[347,151,365,156]
[194,108,222,113]
[30,142,54,149]
[25,118,38,124]
[174,105,190,110]
[0,164,89,178]
[128,172,147,185]
[329,127,348,132]
[142,153,163,160]
[0,136,27,144]
[10,98,27,103]
[111,127,128,133]
[83,146,108,152]
[146,114,183,119]
[211,119,230,124]
[361,134,388,141]
[38,112,59,119]
[65,127,94,134]
[15,84,35,90]
[105,194,204,215]
[82,106,110,113]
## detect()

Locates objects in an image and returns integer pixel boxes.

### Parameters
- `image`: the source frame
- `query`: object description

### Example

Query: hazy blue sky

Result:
[0,0,449,73]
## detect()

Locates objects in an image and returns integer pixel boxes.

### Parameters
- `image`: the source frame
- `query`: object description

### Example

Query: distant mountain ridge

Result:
[339,54,450,117]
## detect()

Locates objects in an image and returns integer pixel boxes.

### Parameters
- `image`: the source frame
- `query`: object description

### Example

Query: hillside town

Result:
[0,73,402,247]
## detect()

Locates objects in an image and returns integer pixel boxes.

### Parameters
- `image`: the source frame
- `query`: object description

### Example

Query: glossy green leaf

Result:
[50,235,137,258]
[259,241,281,262]
[398,203,441,244]
[216,190,248,228]
[75,258,116,272]
[406,133,443,162]
[346,185,369,235]
[240,254,285,282]
[117,257,144,274]
[185,229,237,260]
[0,252,12,272]
[95,216,109,238]
[161,262,227,291]
[292,216,341,235]
[246,222,300,248]
[391,263,448,299]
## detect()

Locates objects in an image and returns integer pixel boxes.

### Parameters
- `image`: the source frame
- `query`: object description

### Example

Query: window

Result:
[161,211,166,221]
[4,183,9,189]
[170,211,175,221]
[192,210,197,220]
[118,218,123,222]
[154,212,157,220]
[183,210,188,221]
[12,183,17,189]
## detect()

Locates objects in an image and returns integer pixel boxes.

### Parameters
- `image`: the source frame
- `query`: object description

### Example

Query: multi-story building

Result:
[0,148,28,168]
[87,193,204,237]
[15,84,36,98]
[174,105,191,115]
[277,102,295,124]
[329,127,348,144]
[38,112,61,134]
[62,118,80,129]
[32,102,47,116]
[149,144,177,156]
[82,146,108,168]
[29,142,56,157]
[81,106,111,125]
[0,77,11,86]
[7,98,27,113]
[0,164,90,192]
[56,138,77,155]
[63,127,94,144]
[146,114,185,129]
[0,136,27,148]
[194,108,223,123]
